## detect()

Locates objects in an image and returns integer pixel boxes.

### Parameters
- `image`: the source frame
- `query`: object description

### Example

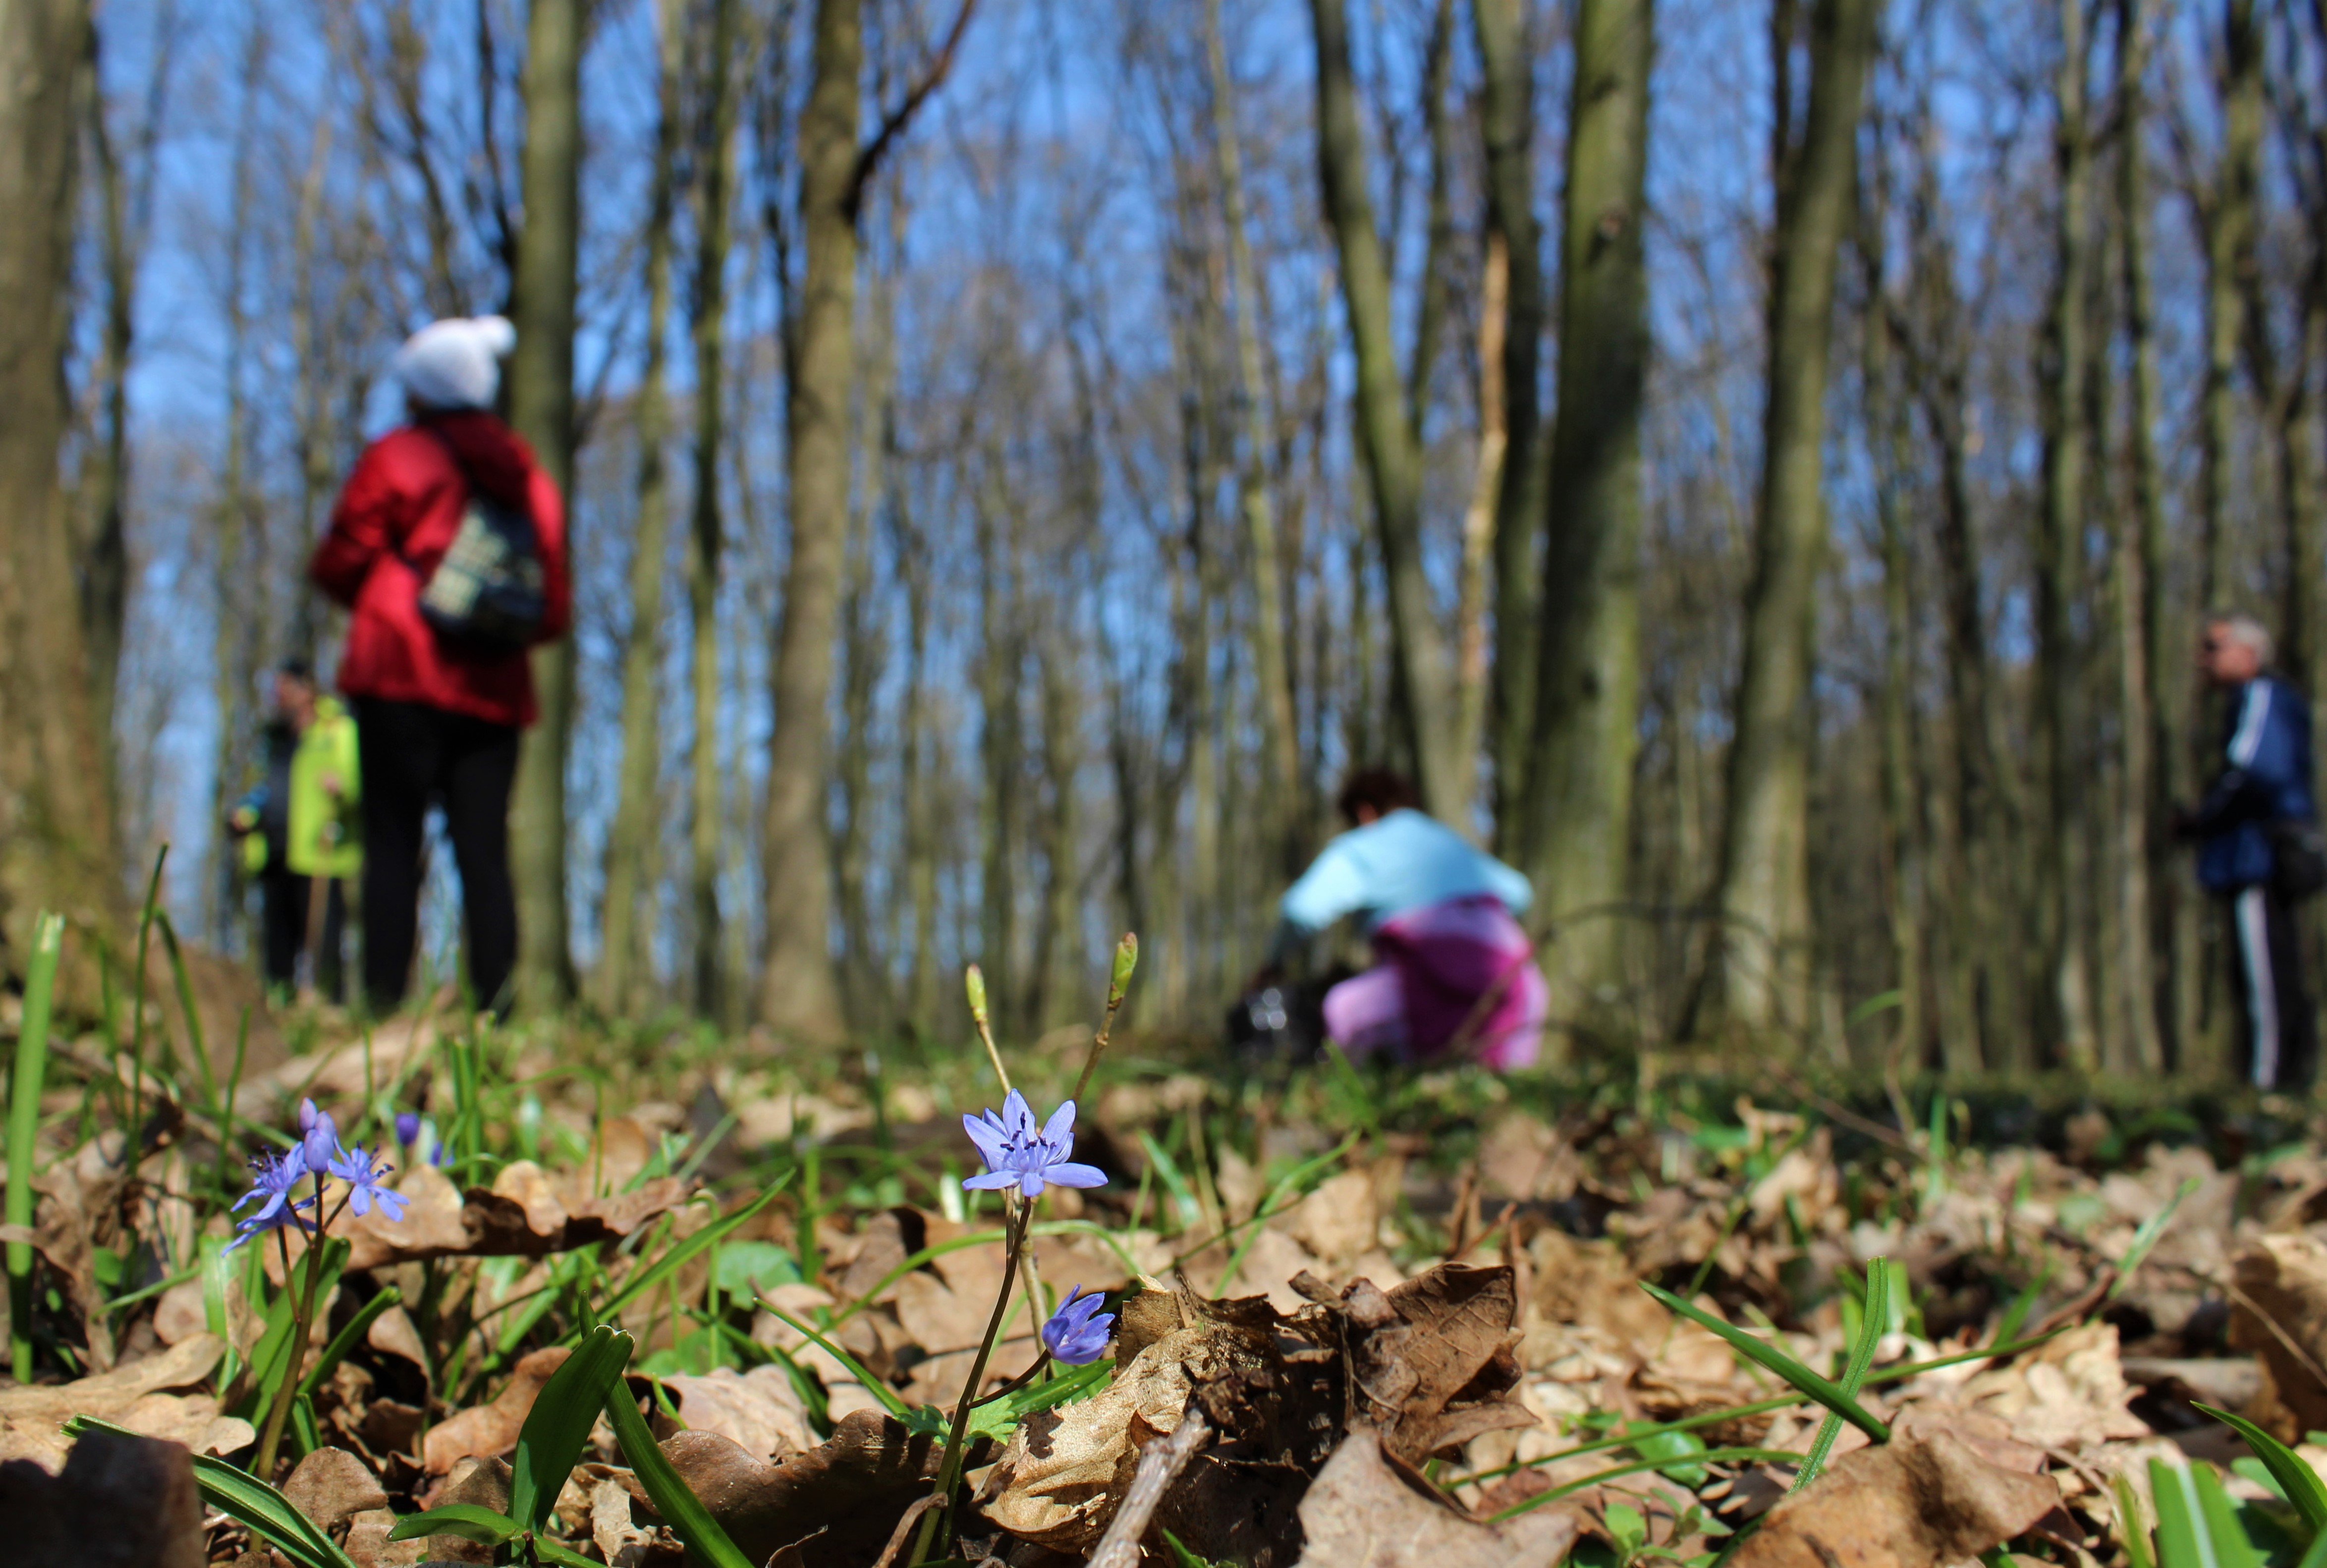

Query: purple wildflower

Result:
[327,1144,408,1223]
[228,1146,314,1250]
[1041,1286,1114,1366]
[960,1090,1106,1198]
[394,1112,421,1150]
[298,1098,340,1173]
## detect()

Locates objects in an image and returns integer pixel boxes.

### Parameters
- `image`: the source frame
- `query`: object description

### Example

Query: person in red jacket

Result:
[311,316,571,1016]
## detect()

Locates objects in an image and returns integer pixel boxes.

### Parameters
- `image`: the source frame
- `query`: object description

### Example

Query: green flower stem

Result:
[1072,932,1138,1109]
[253,1182,345,1478]
[912,1197,1034,1566]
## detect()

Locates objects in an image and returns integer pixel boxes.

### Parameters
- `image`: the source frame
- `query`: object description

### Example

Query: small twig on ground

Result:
[1086,1404,1213,1568]
[871,1495,942,1568]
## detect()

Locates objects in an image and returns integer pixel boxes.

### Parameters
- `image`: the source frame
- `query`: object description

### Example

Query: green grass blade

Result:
[532,1537,604,1568]
[755,1299,914,1419]
[1793,1258,1892,1493]
[602,1354,757,1568]
[153,910,219,1115]
[1640,1282,1889,1443]
[2111,1180,2201,1301]
[67,1414,357,1568]
[2151,1458,2214,1568]
[595,1179,787,1320]
[1490,1447,1805,1520]
[509,1324,634,1533]
[2192,1456,2268,1568]
[2195,1401,2327,1541]
[2115,1474,2157,1568]
[386,1504,522,1545]
[7,911,63,1382]
[298,1286,403,1400]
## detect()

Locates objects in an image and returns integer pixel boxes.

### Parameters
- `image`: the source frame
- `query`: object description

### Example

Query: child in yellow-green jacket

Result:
[228,663,360,1001]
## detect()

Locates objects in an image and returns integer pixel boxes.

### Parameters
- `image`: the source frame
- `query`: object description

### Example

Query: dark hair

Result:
[277,658,315,684]
[1336,768,1421,824]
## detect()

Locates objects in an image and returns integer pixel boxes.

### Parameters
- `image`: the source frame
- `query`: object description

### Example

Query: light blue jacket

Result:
[1279,808,1535,935]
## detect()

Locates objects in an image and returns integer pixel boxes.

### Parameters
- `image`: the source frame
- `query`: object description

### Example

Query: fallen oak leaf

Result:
[1292,1427,1576,1568]
[1720,1428,2060,1568]
[660,1408,946,1568]
[423,1346,572,1475]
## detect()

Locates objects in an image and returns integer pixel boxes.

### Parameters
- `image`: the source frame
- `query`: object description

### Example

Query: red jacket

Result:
[311,413,571,728]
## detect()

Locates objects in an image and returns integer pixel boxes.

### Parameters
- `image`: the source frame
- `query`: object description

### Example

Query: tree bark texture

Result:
[1307,0,1465,824]
[1529,0,1653,1040]
[1704,0,1874,1036]
[0,0,121,973]
[1205,0,1303,877]
[689,0,739,1020]
[756,0,857,1038]
[2036,0,2097,1067]
[506,0,583,1012]
[600,0,686,1017]
[2113,0,2168,1074]
[1473,0,1546,847]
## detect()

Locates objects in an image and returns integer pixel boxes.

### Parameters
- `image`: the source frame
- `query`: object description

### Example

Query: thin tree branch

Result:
[1086,1404,1212,1568]
[842,0,979,223]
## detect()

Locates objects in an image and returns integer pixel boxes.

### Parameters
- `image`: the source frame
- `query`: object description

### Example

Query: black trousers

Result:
[353,697,520,1017]
[2229,883,2319,1091]
[259,867,345,1002]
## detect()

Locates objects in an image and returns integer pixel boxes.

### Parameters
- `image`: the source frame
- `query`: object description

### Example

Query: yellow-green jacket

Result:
[288,696,362,878]
[238,699,362,878]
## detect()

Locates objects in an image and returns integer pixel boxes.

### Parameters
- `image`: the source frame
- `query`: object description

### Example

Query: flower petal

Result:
[374,1189,409,1223]
[962,1170,1018,1191]
[1001,1088,1035,1138]
[1043,1162,1109,1189]
[962,1111,1010,1168]
[1020,1167,1046,1197]
[1040,1099,1077,1150]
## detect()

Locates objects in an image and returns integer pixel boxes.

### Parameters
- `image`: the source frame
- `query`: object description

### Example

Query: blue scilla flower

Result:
[960,1090,1106,1198]
[393,1112,422,1150]
[1042,1286,1114,1365]
[328,1144,409,1223]
[297,1097,341,1173]
[228,1146,314,1250]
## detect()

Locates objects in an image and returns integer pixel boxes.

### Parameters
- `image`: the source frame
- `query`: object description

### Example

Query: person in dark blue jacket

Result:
[2176,614,2318,1090]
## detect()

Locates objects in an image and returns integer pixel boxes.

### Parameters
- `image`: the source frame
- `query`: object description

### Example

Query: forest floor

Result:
[5,941,2327,1568]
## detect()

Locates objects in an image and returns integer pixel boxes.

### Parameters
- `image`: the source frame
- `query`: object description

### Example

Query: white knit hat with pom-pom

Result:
[391,316,517,412]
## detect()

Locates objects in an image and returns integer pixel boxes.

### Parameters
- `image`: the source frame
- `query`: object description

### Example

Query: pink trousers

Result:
[1321,895,1547,1070]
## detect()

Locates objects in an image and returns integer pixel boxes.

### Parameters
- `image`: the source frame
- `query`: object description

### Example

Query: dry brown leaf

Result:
[0,1330,224,1428]
[1957,1320,2150,1451]
[1291,1427,1576,1568]
[318,1159,692,1270]
[423,1346,570,1474]
[0,1418,207,1568]
[661,1411,942,1568]
[2230,1233,2327,1438]
[1292,1170,1381,1264]
[1725,1429,2060,1568]
[662,1364,817,1459]
[421,1455,513,1564]
[154,1277,208,1345]
[1320,1263,1537,1464]
[592,1476,658,1564]
[986,1282,1335,1550]
[343,1507,425,1568]
[283,1445,389,1533]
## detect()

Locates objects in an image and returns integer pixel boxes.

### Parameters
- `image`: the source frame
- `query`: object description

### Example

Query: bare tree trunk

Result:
[601,0,687,1017]
[687,0,739,1019]
[2036,0,2098,1068]
[975,475,1019,1036]
[2114,0,2168,1074]
[1307,0,1464,821]
[1859,168,1930,1068]
[756,0,856,1037]
[1529,0,1653,1040]
[1204,0,1303,876]
[0,0,122,973]
[1034,621,1082,1029]
[1473,0,1545,846]
[1702,0,1874,1037]
[210,24,266,948]
[506,0,583,1012]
